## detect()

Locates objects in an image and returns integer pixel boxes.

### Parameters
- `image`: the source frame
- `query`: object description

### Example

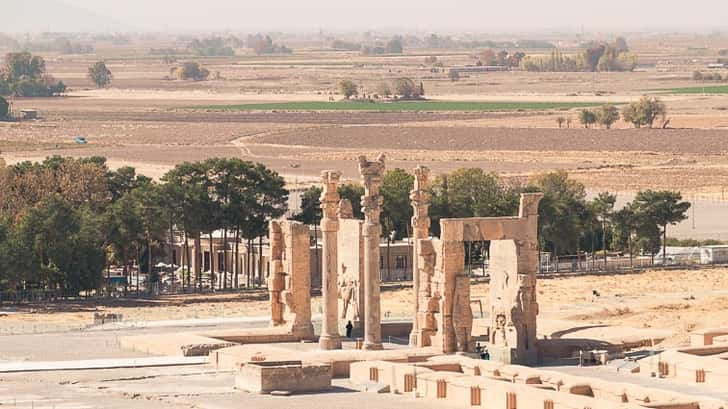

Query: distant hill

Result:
[2,0,129,33]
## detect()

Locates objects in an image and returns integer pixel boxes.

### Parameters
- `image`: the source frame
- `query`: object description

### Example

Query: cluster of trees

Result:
[361,37,403,55]
[22,38,94,54]
[338,78,424,100]
[172,62,210,81]
[331,40,362,51]
[0,52,66,97]
[87,61,113,88]
[0,156,288,296]
[622,97,667,128]
[566,98,667,129]
[188,36,240,57]
[478,49,526,68]
[521,38,637,72]
[247,34,291,55]
[295,168,691,265]
[576,105,620,129]
[420,34,554,50]
[693,71,726,82]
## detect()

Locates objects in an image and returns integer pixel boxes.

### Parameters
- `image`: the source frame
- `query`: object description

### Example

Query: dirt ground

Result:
[3,267,727,347]
[3,44,728,194]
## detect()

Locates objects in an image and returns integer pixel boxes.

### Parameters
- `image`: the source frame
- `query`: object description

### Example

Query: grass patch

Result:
[653,85,728,95]
[187,100,605,112]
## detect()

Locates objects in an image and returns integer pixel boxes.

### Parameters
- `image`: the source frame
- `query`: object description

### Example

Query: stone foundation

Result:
[235,360,332,394]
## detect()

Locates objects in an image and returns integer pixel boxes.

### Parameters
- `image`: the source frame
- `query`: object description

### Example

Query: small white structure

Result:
[655,246,700,265]
[700,245,728,265]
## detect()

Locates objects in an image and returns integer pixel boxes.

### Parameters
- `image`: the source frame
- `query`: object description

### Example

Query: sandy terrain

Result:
[3,268,727,347]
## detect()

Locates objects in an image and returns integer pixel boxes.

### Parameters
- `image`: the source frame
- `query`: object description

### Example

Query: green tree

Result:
[622,96,667,128]
[161,162,216,290]
[131,182,167,292]
[88,61,113,88]
[106,192,145,293]
[4,52,45,82]
[429,169,520,236]
[393,78,419,99]
[174,62,210,81]
[240,162,288,287]
[596,105,620,129]
[386,37,403,54]
[528,171,588,261]
[338,79,358,99]
[293,186,322,279]
[632,190,690,265]
[0,96,8,119]
[3,52,65,97]
[578,109,598,128]
[338,183,364,218]
[612,204,639,268]
[589,192,616,265]
[381,169,414,240]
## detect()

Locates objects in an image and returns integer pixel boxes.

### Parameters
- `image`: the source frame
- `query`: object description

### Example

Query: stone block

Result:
[235,360,332,394]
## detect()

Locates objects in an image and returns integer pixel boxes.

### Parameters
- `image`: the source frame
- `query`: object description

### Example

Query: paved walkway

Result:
[0,356,208,373]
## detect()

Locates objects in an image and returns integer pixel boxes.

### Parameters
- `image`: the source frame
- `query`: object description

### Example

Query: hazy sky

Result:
[57,0,728,32]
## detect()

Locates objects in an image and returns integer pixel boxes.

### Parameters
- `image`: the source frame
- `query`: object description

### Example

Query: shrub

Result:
[578,109,597,128]
[0,96,9,119]
[393,78,420,99]
[622,96,667,128]
[338,79,358,99]
[174,62,210,81]
[596,105,620,129]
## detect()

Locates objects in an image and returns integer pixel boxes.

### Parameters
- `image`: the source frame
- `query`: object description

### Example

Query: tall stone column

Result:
[409,166,431,347]
[269,221,285,326]
[319,170,342,350]
[359,154,386,350]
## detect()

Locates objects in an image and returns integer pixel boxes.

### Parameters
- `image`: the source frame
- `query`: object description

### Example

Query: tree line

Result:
[338,78,424,100]
[0,52,66,97]
[557,97,668,130]
[520,38,636,73]
[0,157,691,297]
[297,168,691,267]
[0,157,287,297]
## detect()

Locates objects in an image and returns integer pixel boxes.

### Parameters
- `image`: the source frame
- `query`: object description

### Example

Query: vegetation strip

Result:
[651,85,728,94]
[187,101,606,112]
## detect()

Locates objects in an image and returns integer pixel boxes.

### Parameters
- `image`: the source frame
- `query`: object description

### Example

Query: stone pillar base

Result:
[362,341,383,351]
[319,335,342,350]
[409,329,431,348]
[488,345,538,366]
[291,324,315,341]
[408,332,418,347]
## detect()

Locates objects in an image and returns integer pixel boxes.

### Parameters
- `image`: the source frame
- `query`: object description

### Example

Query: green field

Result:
[188,100,606,112]
[654,85,728,95]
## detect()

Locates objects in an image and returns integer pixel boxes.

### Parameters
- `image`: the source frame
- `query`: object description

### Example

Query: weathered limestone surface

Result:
[319,170,343,350]
[359,154,386,351]
[235,361,333,394]
[338,215,364,333]
[350,356,728,409]
[268,219,314,340]
[409,166,431,347]
[413,193,543,361]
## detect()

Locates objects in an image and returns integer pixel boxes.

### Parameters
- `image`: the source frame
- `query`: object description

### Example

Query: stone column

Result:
[409,166,431,347]
[359,154,386,350]
[319,170,342,350]
[269,221,285,326]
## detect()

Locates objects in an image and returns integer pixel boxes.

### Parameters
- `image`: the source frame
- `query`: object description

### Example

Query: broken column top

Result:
[337,198,354,219]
